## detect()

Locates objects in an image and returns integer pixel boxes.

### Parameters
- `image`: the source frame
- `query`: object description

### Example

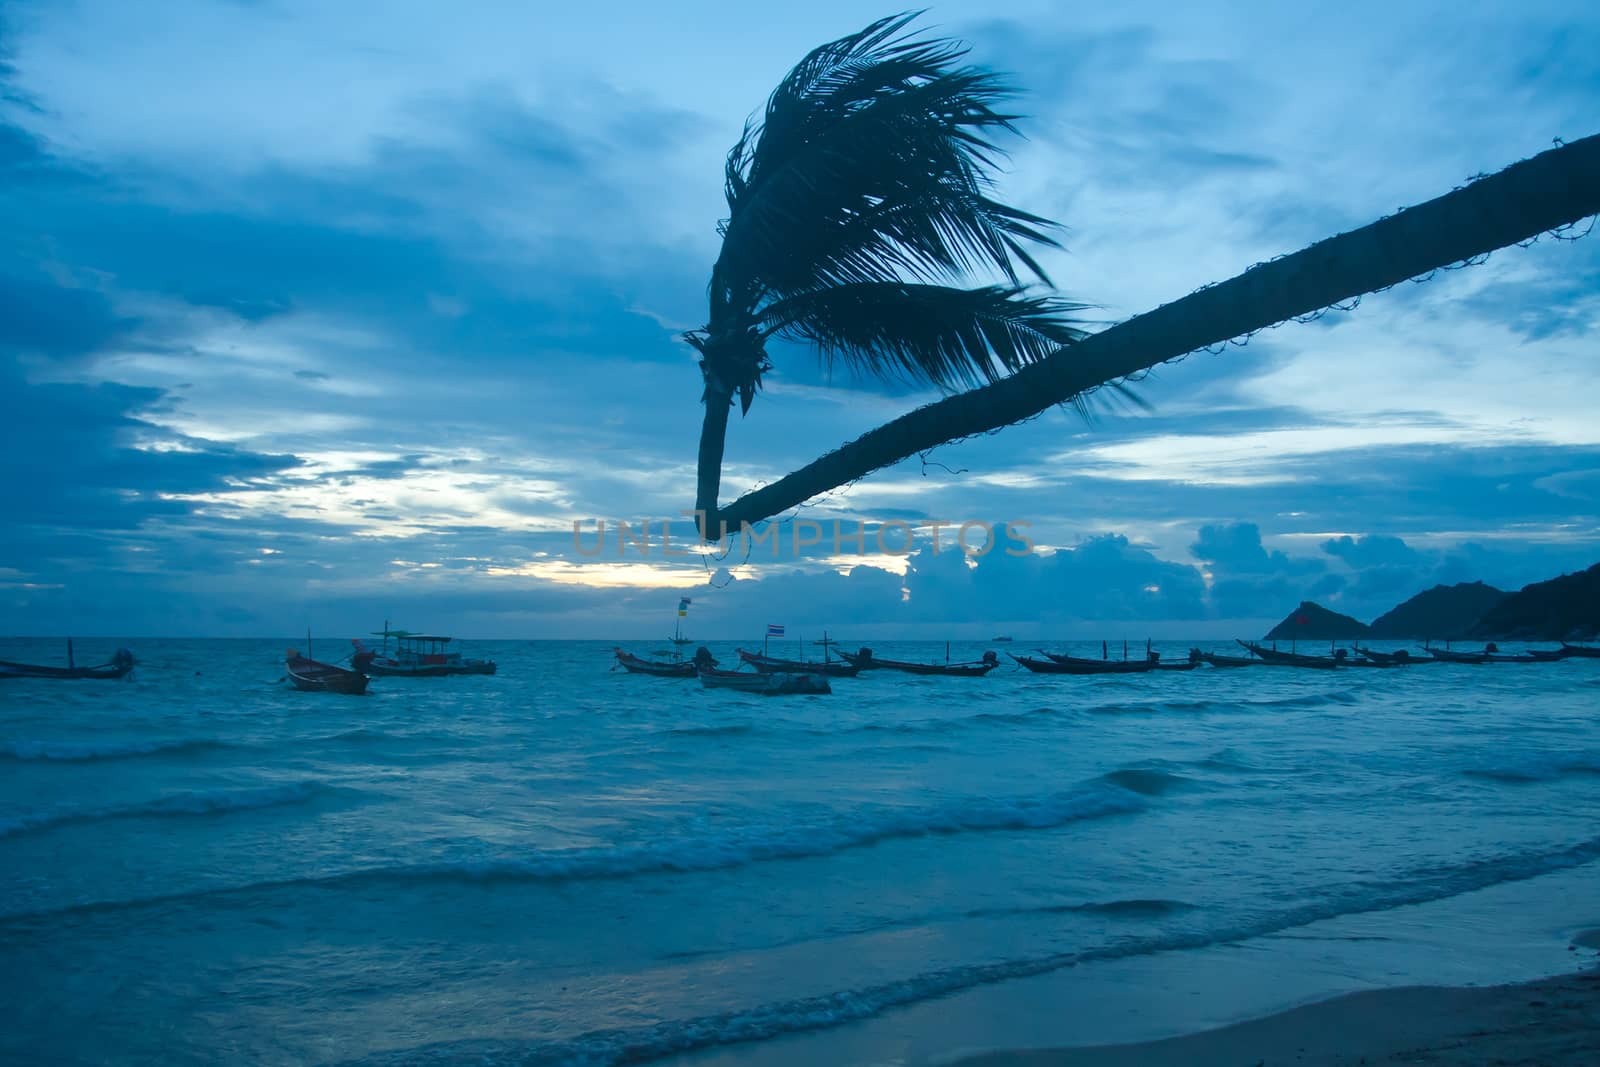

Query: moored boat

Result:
[1237,641,1343,669]
[613,648,698,677]
[1422,646,1490,664]
[0,640,135,680]
[1192,649,1259,668]
[1561,642,1600,659]
[838,647,1000,677]
[1012,653,1154,675]
[614,645,718,677]
[697,666,831,695]
[285,650,369,694]
[610,601,709,677]
[737,649,860,677]
[353,627,496,677]
[1353,646,1428,665]
[1476,643,1565,663]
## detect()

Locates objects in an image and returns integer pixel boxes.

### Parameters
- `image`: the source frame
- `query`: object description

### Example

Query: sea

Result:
[2,637,1598,1066]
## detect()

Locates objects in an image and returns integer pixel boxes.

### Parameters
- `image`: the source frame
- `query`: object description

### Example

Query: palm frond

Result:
[715,12,1061,312]
[760,283,1090,390]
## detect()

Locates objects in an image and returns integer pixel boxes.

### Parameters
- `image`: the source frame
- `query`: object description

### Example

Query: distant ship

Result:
[992,635,1014,642]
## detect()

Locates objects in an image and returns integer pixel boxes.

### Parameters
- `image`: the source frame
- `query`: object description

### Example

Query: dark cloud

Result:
[1,5,1596,636]
[1321,534,1422,569]
[0,271,132,358]
[0,359,299,536]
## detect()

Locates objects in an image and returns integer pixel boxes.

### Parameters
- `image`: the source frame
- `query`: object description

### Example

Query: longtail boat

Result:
[1353,646,1428,665]
[1237,641,1343,669]
[1561,642,1600,659]
[285,649,369,694]
[611,604,713,676]
[1476,642,1565,663]
[1012,653,1154,675]
[1193,649,1259,668]
[1422,646,1490,664]
[1041,643,1186,671]
[838,646,1000,677]
[0,641,135,680]
[737,649,860,677]
[353,625,496,677]
[697,666,831,695]
[613,648,699,677]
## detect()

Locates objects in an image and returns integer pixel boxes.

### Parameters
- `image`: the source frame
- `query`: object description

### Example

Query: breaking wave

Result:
[334,833,1600,1067]
[1,781,1147,922]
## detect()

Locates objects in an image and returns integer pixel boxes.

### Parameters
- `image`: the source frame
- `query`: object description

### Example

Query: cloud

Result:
[1,2,1597,636]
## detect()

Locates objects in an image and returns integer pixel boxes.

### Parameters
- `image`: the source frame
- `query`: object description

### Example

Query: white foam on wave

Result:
[397,782,1148,885]
[335,832,1600,1067]
[2,781,1147,921]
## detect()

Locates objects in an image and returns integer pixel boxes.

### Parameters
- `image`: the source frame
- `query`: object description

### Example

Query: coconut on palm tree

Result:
[688,12,1088,534]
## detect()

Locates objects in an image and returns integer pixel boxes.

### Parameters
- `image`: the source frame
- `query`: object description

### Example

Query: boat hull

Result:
[837,650,998,676]
[285,656,369,694]
[698,668,831,695]
[0,648,136,680]
[1194,651,1259,668]
[737,650,859,677]
[1237,642,1341,669]
[364,660,497,677]
[1352,647,1431,665]
[1423,648,1490,664]
[613,649,697,678]
[1012,654,1154,675]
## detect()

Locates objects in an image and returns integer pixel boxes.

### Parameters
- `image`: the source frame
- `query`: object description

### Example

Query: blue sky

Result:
[2,0,1597,638]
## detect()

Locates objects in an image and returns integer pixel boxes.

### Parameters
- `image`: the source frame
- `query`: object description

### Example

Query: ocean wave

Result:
[658,688,1358,743]
[1082,691,1358,716]
[1098,767,1194,796]
[664,724,756,738]
[0,780,332,840]
[357,784,1147,888]
[0,782,1146,922]
[1462,754,1600,784]
[333,833,1600,1067]
[0,737,230,762]
[965,896,1197,922]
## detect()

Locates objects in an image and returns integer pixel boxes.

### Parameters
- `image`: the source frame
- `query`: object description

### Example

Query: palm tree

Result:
[709,132,1600,533]
[689,13,1088,533]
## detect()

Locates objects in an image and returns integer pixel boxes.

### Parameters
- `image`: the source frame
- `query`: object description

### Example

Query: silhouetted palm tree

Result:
[689,13,1087,530]
[705,139,1600,533]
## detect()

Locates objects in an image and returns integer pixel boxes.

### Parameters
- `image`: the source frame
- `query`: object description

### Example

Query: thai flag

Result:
[766,623,785,638]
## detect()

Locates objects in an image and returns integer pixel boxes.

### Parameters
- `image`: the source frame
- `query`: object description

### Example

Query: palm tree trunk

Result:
[710,133,1600,534]
[695,384,734,536]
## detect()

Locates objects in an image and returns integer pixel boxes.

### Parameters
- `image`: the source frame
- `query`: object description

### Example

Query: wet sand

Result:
[956,933,1600,1067]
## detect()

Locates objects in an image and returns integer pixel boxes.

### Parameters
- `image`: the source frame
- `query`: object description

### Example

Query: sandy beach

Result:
[957,932,1600,1067]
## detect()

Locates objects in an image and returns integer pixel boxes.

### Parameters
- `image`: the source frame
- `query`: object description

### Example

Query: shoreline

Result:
[954,934,1600,1067]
